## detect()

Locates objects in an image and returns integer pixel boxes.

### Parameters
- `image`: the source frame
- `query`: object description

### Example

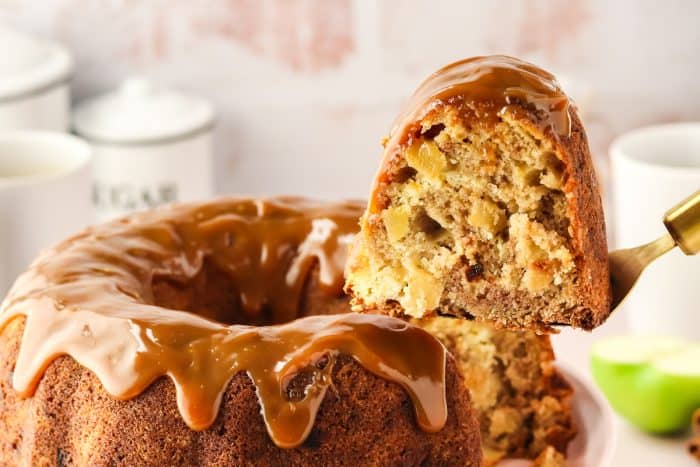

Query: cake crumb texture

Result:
[416,316,575,465]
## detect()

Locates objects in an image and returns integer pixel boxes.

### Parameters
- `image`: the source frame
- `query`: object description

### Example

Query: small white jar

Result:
[0,27,73,131]
[73,78,216,222]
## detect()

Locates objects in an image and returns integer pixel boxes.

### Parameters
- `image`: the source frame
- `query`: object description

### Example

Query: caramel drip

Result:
[396,55,571,139]
[0,197,448,448]
[370,55,572,214]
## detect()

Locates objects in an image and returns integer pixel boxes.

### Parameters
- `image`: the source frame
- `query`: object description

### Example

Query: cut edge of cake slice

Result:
[345,55,610,331]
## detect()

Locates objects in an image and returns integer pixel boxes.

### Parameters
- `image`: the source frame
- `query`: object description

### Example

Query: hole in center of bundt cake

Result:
[150,258,350,326]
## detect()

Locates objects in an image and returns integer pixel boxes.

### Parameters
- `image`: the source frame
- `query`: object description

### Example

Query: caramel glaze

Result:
[0,197,448,448]
[371,55,572,213]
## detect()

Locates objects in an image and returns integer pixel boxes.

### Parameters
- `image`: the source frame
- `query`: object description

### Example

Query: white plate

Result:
[499,363,617,467]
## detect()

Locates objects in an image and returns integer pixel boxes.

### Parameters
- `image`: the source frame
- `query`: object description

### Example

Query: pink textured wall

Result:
[2,0,699,199]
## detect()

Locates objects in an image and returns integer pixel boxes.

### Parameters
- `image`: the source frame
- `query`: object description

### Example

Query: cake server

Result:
[609,189,700,311]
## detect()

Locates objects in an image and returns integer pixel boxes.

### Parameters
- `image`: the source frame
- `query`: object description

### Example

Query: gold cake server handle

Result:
[609,189,700,312]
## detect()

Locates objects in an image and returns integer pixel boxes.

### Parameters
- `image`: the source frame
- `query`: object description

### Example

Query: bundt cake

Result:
[345,55,611,330]
[416,317,574,465]
[0,198,483,466]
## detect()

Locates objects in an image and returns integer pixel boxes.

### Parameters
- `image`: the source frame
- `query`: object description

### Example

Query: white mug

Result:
[610,123,700,340]
[0,131,93,297]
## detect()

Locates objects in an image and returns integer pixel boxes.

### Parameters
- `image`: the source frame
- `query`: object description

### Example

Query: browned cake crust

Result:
[345,55,611,330]
[690,436,700,463]
[0,317,481,467]
[543,109,609,329]
[689,409,700,462]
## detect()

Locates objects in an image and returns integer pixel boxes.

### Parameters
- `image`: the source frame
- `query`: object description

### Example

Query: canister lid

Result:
[0,27,73,101]
[73,77,215,144]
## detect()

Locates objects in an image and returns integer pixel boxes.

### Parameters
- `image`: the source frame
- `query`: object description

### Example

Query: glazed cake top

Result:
[0,197,448,448]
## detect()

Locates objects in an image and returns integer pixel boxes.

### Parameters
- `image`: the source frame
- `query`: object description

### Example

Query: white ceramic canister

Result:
[73,78,216,222]
[0,27,73,131]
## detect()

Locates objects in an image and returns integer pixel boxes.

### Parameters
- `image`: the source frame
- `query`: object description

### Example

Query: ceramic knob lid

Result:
[0,27,73,101]
[73,77,215,144]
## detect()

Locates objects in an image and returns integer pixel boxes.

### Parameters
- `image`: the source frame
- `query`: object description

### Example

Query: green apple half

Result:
[591,336,700,433]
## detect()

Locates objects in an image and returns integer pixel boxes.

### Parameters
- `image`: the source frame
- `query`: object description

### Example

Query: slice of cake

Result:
[417,317,575,465]
[345,55,610,330]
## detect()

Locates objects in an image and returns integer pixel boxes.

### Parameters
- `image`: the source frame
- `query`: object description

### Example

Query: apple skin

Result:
[591,353,700,433]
